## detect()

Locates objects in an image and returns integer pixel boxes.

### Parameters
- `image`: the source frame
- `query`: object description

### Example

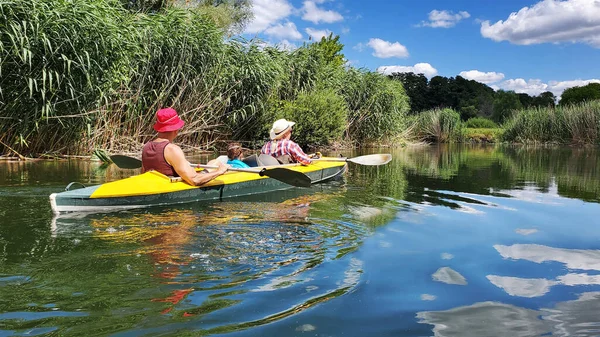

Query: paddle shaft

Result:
[194,164,263,174]
[311,153,392,166]
[311,157,347,162]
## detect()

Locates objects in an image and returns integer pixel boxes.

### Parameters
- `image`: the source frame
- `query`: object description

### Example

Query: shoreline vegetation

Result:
[0,0,409,158]
[1,1,600,159]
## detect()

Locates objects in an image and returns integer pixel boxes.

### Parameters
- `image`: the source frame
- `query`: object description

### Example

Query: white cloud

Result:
[264,22,303,40]
[353,42,365,52]
[377,63,438,78]
[306,27,331,40]
[302,1,343,24]
[420,9,470,28]
[548,79,600,94]
[495,78,600,97]
[367,38,409,58]
[459,70,505,84]
[245,0,294,34]
[481,0,600,48]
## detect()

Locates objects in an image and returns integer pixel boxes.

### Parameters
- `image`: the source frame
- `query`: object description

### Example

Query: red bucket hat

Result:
[153,108,185,132]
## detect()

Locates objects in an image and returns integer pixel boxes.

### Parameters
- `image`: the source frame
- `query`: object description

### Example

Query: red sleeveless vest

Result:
[141,141,178,177]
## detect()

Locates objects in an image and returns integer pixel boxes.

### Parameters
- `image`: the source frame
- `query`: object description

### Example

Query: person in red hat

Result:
[142,108,229,185]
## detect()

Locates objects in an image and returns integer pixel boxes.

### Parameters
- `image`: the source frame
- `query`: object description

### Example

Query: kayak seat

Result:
[242,154,281,167]
[242,154,259,167]
[258,154,281,166]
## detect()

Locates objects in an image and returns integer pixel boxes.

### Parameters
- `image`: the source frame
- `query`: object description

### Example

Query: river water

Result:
[1,145,600,336]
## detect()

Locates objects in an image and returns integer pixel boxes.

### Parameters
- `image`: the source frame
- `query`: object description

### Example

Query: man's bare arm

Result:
[166,145,228,186]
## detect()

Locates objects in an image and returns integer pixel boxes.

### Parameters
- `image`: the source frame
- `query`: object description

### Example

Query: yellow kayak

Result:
[50,159,347,213]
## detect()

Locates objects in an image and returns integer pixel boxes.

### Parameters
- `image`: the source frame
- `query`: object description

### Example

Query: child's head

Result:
[227,143,243,160]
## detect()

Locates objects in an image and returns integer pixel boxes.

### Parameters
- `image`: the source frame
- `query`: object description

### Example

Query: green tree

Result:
[492,90,522,123]
[389,72,429,114]
[560,83,600,106]
[312,33,345,68]
[517,93,534,108]
[453,76,494,120]
[533,91,556,107]
[429,76,454,109]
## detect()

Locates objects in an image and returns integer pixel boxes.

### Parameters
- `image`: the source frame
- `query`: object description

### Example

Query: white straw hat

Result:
[269,119,296,140]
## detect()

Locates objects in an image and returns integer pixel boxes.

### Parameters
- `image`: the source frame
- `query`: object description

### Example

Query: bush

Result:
[273,89,348,147]
[464,117,498,129]
[413,108,462,143]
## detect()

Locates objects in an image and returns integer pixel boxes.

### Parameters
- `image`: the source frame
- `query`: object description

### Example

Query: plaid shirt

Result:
[261,139,312,165]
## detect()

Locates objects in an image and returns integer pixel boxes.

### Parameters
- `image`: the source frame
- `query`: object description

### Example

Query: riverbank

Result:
[411,100,600,145]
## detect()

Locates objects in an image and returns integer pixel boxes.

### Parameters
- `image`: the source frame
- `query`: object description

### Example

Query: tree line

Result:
[389,72,559,123]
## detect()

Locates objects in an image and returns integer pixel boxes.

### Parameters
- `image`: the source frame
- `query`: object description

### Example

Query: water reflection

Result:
[3,188,389,335]
[418,292,600,337]
[432,267,467,286]
[495,244,600,270]
[418,301,548,337]
[488,244,600,298]
[3,145,600,336]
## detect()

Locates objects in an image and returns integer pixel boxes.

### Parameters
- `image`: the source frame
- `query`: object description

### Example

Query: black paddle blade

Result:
[261,168,312,187]
[110,155,142,169]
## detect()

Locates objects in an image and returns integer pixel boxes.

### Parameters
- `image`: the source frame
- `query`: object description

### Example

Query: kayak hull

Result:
[50,160,346,213]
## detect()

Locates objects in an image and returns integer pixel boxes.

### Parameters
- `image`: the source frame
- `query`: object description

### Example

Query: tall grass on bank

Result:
[0,0,410,156]
[342,69,410,143]
[0,0,136,153]
[411,108,462,143]
[502,100,600,144]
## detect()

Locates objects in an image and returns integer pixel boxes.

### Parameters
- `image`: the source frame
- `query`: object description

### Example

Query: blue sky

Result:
[242,0,600,97]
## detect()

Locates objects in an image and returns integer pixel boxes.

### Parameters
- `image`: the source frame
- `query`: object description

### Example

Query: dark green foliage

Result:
[122,0,167,12]
[535,91,557,107]
[464,117,497,129]
[275,90,348,147]
[389,73,429,114]
[492,90,522,123]
[390,72,554,121]
[560,83,600,106]
[518,91,556,108]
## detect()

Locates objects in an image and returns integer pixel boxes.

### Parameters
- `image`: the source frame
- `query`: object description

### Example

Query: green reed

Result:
[411,108,463,143]
[502,100,600,144]
[0,0,411,156]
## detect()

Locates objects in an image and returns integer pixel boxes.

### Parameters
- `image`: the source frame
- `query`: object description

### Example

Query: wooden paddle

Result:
[109,155,312,187]
[312,154,392,166]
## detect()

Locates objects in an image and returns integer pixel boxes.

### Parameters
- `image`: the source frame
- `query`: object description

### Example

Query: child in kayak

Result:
[226,143,250,169]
